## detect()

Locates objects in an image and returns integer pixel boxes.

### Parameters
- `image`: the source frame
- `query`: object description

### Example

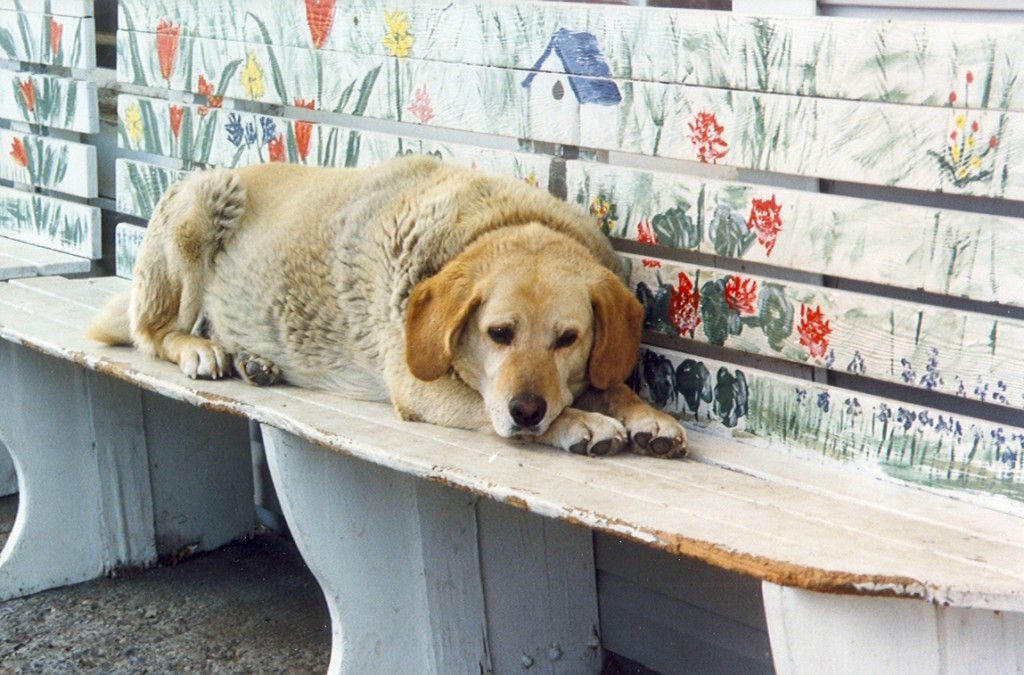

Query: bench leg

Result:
[261,424,602,675]
[0,342,253,599]
[763,582,1024,673]
[0,440,15,497]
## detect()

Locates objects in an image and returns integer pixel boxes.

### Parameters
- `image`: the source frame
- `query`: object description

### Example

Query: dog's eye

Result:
[487,326,514,345]
[553,330,578,349]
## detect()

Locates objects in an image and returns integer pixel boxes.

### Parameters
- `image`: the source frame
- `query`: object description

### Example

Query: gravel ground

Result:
[0,496,331,674]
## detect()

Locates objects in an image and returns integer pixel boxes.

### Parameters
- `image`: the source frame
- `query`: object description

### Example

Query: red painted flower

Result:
[156,19,181,81]
[747,194,783,256]
[17,78,35,113]
[267,133,286,162]
[49,17,63,58]
[407,84,435,124]
[196,75,223,115]
[724,276,758,315]
[635,219,661,268]
[797,304,832,359]
[669,271,701,337]
[292,98,316,162]
[9,137,27,168]
[305,0,336,49]
[687,111,728,164]
[169,105,185,140]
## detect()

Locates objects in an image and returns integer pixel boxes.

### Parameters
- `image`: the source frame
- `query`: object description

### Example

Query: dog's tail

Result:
[86,290,132,345]
[195,167,247,253]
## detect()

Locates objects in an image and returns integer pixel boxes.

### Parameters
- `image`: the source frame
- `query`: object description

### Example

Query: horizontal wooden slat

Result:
[0,235,89,279]
[0,7,94,69]
[0,185,99,257]
[633,344,1024,503]
[0,128,96,197]
[115,96,548,185]
[0,69,99,133]
[3,275,1024,609]
[114,222,144,278]
[116,30,1024,198]
[569,161,1024,308]
[623,253,1024,414]
[117,0,1024,112]
[0,1,93,18]
[114,159,187,219]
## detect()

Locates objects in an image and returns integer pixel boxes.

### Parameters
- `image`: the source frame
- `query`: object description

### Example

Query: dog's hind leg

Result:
[129,169,247,380]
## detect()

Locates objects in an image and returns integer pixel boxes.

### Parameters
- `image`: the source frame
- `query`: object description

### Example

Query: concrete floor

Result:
[0,494,654,675]
[0,495,332,674]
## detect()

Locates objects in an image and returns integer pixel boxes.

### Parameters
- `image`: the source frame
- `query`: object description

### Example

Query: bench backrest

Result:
[114,0,1024,508]
[0,0,99,260]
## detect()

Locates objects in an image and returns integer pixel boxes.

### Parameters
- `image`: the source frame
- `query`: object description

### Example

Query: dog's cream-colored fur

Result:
[88,157,686,457]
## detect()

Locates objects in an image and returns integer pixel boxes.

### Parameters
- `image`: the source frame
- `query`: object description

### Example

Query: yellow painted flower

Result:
[954,114,966,130]
[382,11,412,57]
[966,134,976,150]
[240,52,265,100]
[950,143,960,164]
[970,156,981,170]
[124,101,143,143]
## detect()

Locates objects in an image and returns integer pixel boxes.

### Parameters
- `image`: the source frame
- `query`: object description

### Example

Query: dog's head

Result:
[405,225,642,438]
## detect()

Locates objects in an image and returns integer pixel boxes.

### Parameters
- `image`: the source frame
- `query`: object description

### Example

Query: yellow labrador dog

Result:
[88,156,686,458]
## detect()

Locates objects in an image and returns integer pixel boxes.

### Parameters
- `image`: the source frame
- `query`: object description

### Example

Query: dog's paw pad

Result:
[234,351,281,387]
[548,411,628,458]
[624,409,688,459]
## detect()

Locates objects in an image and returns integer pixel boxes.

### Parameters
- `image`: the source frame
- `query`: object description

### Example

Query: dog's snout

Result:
[509,393,547,429]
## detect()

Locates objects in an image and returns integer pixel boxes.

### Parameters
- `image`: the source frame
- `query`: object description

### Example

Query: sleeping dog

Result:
[88,156,686,458]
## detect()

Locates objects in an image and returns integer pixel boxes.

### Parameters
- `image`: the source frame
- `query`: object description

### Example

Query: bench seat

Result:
[0,237,91,280]
[4,274,1024,608]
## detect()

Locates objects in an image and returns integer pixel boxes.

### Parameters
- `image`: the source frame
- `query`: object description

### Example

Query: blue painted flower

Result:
[795,387,807,405]
[900,358,916,384]
[245,121,258,146]
[919,348,943,390]
[876,402,892,424]
[896,407,916,431]
[259,116,277,146]
[225,113,244,147]
[843,397,862,417]
[816,391,830,412]
[846,351,866,375]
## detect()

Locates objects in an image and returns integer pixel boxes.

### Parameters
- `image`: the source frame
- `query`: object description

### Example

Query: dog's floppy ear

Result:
[589,272,644,390]
[405,267,480,381]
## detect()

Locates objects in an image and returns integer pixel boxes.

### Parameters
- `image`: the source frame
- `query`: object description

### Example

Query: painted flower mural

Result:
[635,219,661,268]
[155,19,180,82]
[293,98,316,163]
[9,137,27,168]
[407,84,435,124]
[668,271,701,338]
[797,303,832,359]
[124,101,143,143]
[382,11,413,57]
[17,78,35,114]
[169,105,185,140]
[49,17,63,59]
[241,52,266,100]
[746,194,782,256]
[687,111,728,164]
[931,71,999,188]
[197,75,224,115]
[305,0,336,49]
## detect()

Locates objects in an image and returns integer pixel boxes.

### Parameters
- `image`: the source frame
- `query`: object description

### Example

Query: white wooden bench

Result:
[3,1,1024,672]
[0,0,102,501]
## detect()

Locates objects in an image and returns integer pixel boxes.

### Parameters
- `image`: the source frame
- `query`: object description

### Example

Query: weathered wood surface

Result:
[570,161,1024,308]
[2,275,1024,610]
[0,186,100,258]
[0,5,94,69]
[115,97,547,197]
[622,252,1024,414]
[0,128,96,198]
[0,69,99,133]
[0,235,90,280]
[116,10,1024,198]
[117,0,1024,112]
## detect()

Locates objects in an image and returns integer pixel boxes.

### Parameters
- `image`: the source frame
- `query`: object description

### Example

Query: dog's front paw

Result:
[625,407,688,459]
[540,409,628,457]
[234,351,281,387]
[178,339,231,380]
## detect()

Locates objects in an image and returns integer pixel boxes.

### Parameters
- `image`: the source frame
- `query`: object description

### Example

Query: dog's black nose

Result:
[509,394,547,429]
